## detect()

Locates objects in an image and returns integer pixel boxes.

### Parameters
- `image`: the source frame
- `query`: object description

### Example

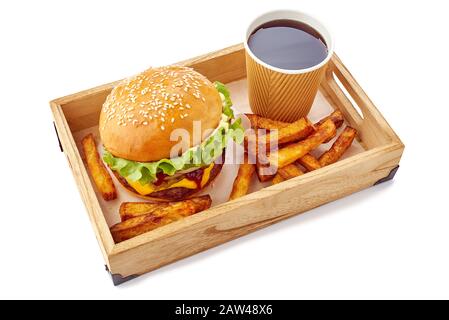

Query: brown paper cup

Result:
[245,10,334,122]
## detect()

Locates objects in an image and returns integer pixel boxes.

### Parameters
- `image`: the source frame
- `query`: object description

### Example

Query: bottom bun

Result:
[113,159,224,201]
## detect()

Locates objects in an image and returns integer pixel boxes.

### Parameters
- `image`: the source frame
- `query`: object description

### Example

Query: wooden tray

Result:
[50,43,404,285]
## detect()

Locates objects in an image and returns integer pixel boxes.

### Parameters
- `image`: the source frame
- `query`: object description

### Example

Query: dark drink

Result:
[248,19,328,70]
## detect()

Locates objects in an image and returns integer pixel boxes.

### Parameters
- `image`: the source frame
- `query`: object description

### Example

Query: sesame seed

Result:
[160,125,165,130]
[105,65,216,130]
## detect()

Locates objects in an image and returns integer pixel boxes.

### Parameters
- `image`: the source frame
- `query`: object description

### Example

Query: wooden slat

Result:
[51,102,115,266]
[177,43,246,83]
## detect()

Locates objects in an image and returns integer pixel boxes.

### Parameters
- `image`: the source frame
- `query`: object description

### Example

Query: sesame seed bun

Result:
[99,66,222,162]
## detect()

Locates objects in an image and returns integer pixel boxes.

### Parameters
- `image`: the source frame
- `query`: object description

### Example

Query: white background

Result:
[0,0,448,299]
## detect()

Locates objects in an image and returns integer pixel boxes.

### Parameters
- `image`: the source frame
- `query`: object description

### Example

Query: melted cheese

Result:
[126,179,156,195]
[125,163,215,196]
[125,174,198,195]
[201,163,214,188]
[169,179,198,189]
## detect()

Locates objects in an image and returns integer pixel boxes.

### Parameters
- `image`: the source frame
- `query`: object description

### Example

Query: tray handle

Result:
[320,54,397,148]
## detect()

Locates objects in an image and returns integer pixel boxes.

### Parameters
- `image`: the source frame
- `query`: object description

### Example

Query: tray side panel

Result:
[178,43,246,83]
[60,90,111,133]
[51,103,116,263]
[109,143,403,278]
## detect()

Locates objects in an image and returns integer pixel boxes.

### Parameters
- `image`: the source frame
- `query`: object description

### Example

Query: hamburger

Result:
[100,66,243,201]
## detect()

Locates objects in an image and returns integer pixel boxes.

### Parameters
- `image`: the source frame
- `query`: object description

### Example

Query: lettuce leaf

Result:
[215,81,233,118]
[103,82,243,185]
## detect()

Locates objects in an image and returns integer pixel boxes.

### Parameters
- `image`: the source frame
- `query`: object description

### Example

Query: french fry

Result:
[119,202,162,221]
[272,164,303,185]
[258,152,307,183]
[244,128,276,183]
[319,126,357,166]
[229,153,256,200]
[272,174,285,185]
[315,110,344,143]
[111,195,212,243]
[245,112,341,181]
[81,134,117,201]
[243,131,270,182]
[297,153,321,172]
[119,195,212,221]
[314,110,344,129]
[256,163,276,182]
[276,118,315,144]
[244,129,274,182]
[255,140,278,183]
[245,113,289,130]
[245,117,314,182]
[245,117,315,152]
[245,114,321,174]
[247,110,344,132]
[277,164,304,180]
[267,119,337,169]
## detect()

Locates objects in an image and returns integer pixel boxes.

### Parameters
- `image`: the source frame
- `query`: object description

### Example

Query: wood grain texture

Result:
[229,153,256,201]
[50,102,115,269]
[50,43,404,279]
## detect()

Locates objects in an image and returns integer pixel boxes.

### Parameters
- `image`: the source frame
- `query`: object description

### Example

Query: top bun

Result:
[99,66,222,162]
